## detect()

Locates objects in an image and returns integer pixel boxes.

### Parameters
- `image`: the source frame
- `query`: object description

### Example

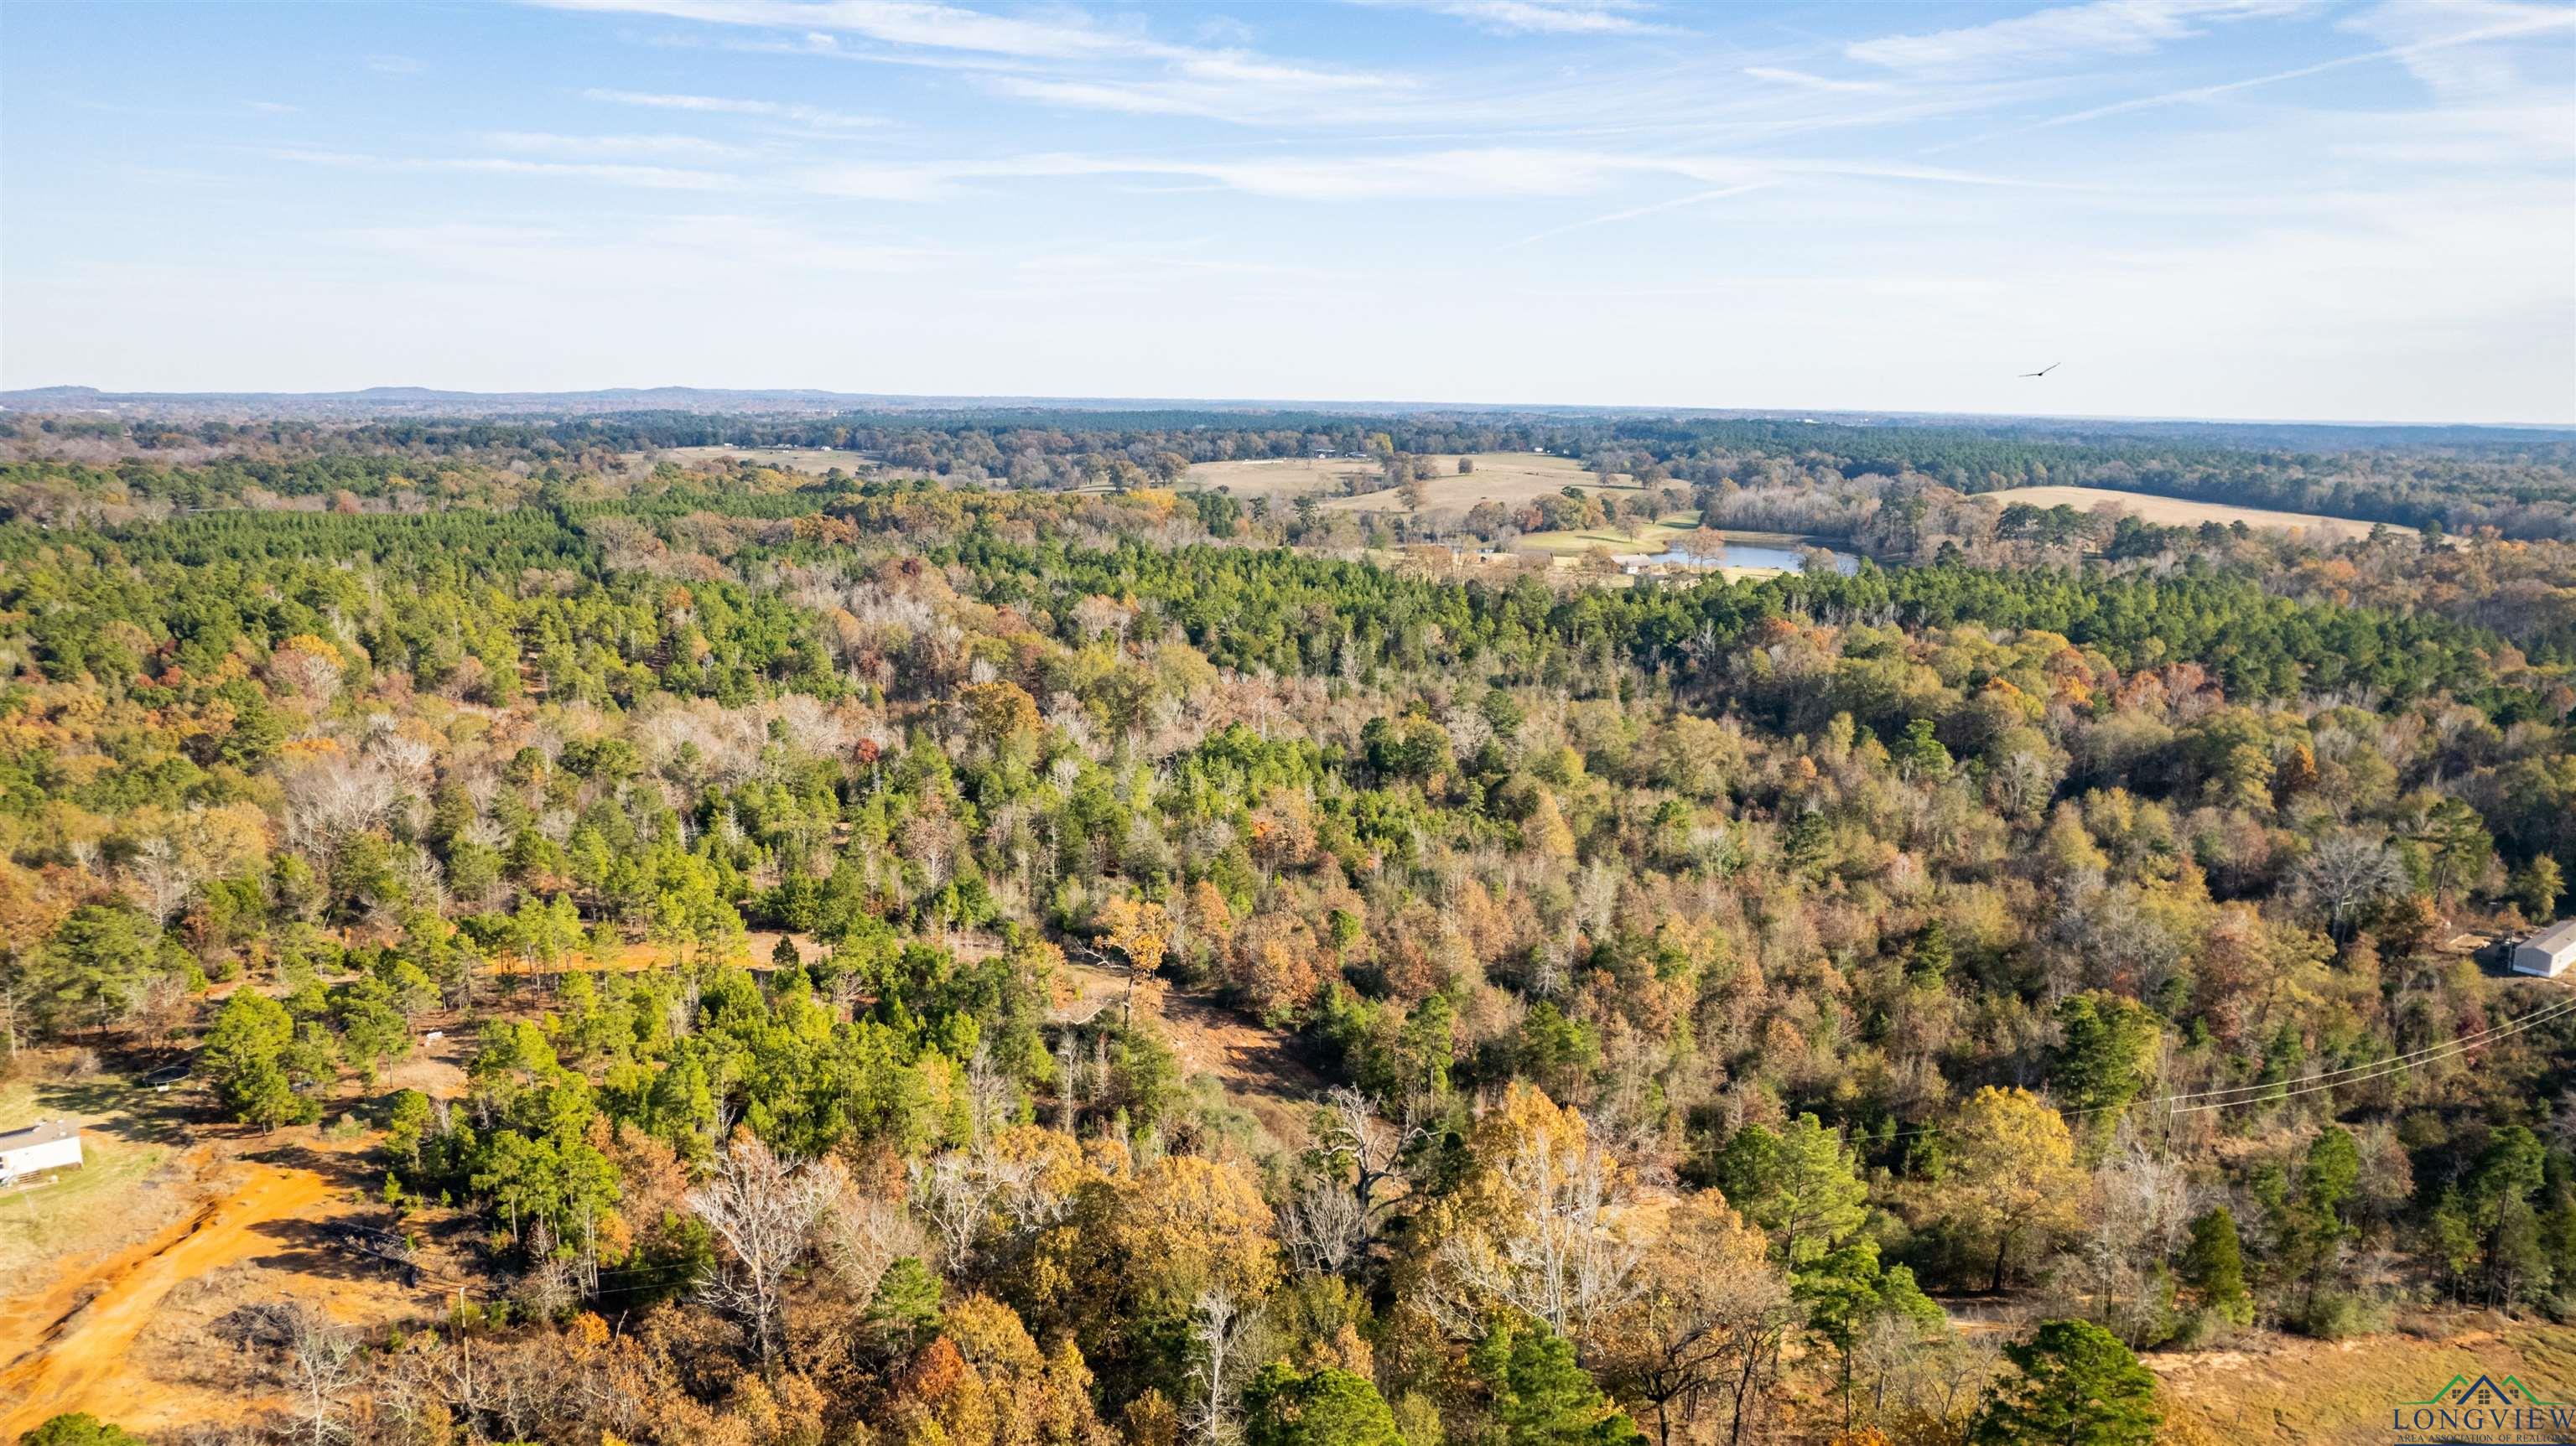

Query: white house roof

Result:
[2527,919,2576,956]
[0,1119,77,1151]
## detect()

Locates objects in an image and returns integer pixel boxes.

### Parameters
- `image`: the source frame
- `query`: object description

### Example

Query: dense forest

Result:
[4,419,2576,1446]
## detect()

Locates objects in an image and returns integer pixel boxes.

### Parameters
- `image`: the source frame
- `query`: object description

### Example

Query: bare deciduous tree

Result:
[1277,1174,1367,1278]
[1314,1086,1423,1224]
[281,754,400,862]
[1182,1285,1259,1446]
[1282,1086,1426,1278]
[962,1043,1017,1143]
[127,835,199,926]
[1426,1121,1644,1340]
[283,1306,362,1445]
[910,1149,993,1277]
[2298,831,2407,939]
[688,1132,835,1366]
[813,1169,924,1301]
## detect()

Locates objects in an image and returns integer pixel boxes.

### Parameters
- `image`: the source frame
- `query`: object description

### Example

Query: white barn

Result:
[0,1119,83,1184]
[2512,920,2576,978]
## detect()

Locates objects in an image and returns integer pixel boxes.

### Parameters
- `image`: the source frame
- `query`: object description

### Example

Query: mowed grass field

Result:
[658,445,872,475]
[1980,485,2407,542]
[1186,451,1642,515]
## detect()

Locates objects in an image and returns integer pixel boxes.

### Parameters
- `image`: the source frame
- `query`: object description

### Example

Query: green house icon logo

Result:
[2398,1373,2569,1407]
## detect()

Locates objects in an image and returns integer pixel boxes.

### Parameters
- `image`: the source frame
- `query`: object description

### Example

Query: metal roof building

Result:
[2512,919,2576,978]
[0,1118,83,1184]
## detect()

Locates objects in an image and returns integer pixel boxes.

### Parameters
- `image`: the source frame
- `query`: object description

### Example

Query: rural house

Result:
[2513,920,2576,978]
[0,1119,83,1184]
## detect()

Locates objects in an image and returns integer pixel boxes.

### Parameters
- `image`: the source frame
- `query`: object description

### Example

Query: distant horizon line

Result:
[4,382,2572,433]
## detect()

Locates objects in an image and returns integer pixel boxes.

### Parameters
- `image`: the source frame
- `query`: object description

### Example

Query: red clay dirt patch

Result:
[0,1150,330,1435]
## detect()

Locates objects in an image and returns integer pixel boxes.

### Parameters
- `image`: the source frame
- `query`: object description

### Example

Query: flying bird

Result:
[2018,362,2061,378]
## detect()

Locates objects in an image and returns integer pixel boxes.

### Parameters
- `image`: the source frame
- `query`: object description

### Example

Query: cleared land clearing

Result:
[0,1051,478,1435]
[0,1153,334,1436]
[657,444,871,475]
[1055,961,1324,1152]
[0,1083,456,1437]
[1187,452,1640,514]
[1979,485,2408,542]
[2150,1314,2576,1445]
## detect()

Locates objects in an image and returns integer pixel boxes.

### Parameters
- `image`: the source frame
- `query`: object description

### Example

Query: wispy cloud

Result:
[582,86,882,129]
[1356,0,1670,36]
[273,147,740,191]
[482,130,750,160]
[800,148,1742,203]
[443,158,740,189]
[1849,0,2314,72]
[791,146,2080,205]
[345,216,957,288]
[1922,3,2576,151]
[364,54,425,74]
[1741,65,1889,93]
[534,0,1194,63]
[1504,156,2089,246]
[1506,181,1775,246]
[981,51,1398,126]
[542,0,1408,129]
[2340,0,2575,96]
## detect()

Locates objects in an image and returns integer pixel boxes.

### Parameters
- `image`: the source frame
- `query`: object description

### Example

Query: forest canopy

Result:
[3,414,2573,1446]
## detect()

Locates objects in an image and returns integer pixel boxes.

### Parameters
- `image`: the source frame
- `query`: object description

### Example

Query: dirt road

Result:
[0,1154,330,1436]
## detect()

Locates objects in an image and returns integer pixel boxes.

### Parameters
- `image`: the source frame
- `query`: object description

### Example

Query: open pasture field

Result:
[657,444,872,475]
[1978,485,2407,541]
[1187,451,1640,514]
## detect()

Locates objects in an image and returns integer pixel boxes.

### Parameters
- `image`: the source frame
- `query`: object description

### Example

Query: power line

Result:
[2163,994,2576,1114]
[1859,982,2576,1143]
[2158,992,2576,1105]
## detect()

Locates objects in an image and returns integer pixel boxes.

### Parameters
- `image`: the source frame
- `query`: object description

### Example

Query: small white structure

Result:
[2514,919,2576,978]
[0,1119,83,1184]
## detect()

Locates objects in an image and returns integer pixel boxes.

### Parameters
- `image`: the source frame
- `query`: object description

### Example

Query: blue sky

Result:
[3,0,2571,422]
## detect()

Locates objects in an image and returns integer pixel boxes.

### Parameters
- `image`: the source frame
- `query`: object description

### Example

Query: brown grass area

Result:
[1978,485,2407,542]
[1056,961,1325,1151]
[1187,451,1640,516]
[2151,1314,2576,1445]
[657,445,871,475]
[379,1018,472,1101]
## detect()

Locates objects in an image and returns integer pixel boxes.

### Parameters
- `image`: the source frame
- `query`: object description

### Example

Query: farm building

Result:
[2513,920,2576,977]
[0,1118,83,1184]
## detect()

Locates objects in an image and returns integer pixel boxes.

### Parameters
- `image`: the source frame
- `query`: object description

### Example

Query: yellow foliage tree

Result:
[1095,896,1171,1024]
[959,680,1041,752]
[1939,1086,2085,1292]
[1109,1153,1281,1310]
